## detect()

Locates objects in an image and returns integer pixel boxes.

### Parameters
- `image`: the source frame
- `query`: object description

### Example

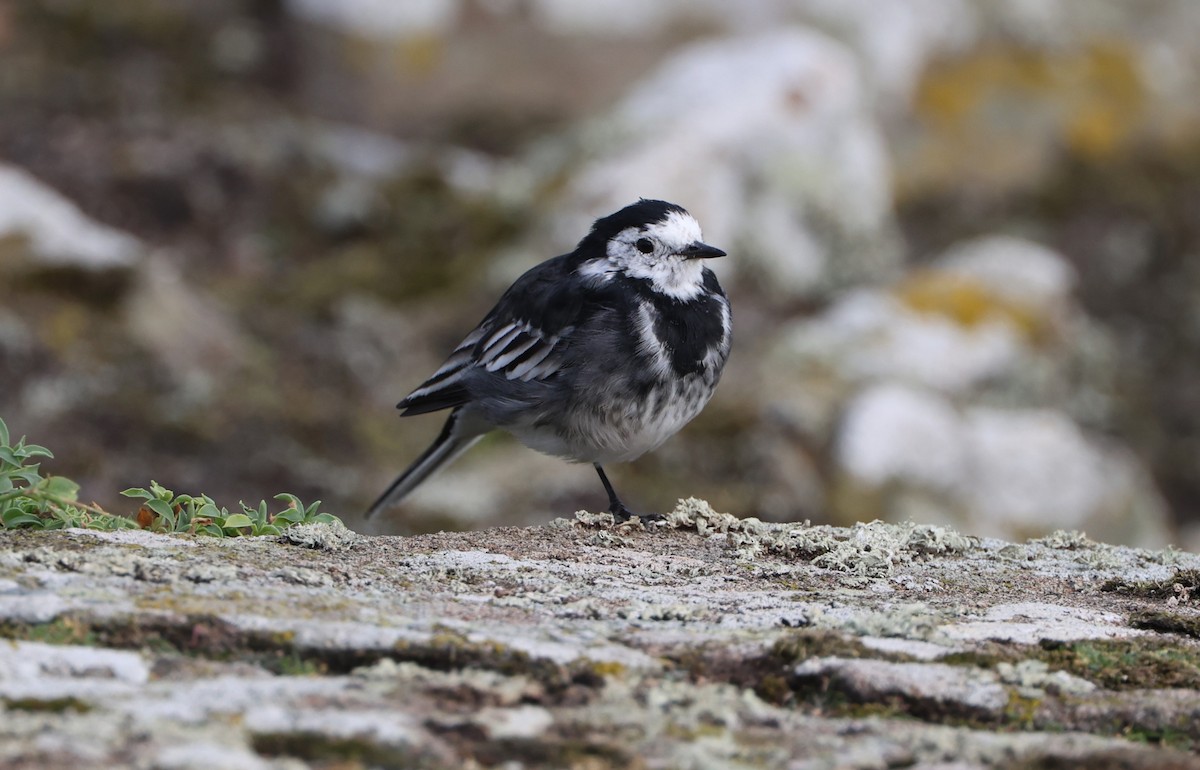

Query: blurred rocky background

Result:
[3,0,1200,547]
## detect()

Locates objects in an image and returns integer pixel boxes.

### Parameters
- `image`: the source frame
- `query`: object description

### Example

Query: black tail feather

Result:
[364,410,483,519]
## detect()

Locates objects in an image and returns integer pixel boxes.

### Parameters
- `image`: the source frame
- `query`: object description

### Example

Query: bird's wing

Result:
[397,255,588,416]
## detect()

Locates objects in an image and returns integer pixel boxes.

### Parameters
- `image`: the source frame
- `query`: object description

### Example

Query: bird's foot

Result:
[612,504,664,524]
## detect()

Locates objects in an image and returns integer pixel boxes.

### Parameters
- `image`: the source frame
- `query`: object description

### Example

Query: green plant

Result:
[122,482,338,537]
[1,417,342,537]
[0,418,137,531]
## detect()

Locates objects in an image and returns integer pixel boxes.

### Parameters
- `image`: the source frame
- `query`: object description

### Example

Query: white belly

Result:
[509,376,714,465]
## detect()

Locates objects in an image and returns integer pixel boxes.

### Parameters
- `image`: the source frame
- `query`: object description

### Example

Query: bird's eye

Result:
[635,238,654,254]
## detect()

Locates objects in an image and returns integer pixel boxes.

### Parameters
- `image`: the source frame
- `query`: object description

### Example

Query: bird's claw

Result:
[612,504,664,524]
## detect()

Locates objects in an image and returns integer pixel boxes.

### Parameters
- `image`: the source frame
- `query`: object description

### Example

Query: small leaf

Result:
[111,515,139,530]
[146,499,176,529]
[310,513,339,525]
[40,476,80,501]
[0,447,19,468]
[121,487,152,500]
[274,508,304,525]
[239,500,270,526]
[221,513,254,530]
[21,443,53,459]
[0,418,9,446]
[2,509,45,528]
[146,499,173,518]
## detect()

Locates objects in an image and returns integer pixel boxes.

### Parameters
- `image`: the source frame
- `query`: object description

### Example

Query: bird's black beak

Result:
[678,241,727,260]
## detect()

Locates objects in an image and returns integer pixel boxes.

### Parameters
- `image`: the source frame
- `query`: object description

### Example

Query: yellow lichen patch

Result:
[585,660,628,679]
[396,35,444,74]
[903,40,1148,198]
[1062,41,1145,159]
[40,303,92,354]
[916,46,1057,127]
[896,270,1043,339]
[915,46,1053,128]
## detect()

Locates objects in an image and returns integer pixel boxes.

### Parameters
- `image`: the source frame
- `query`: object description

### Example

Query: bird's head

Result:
[577,199,725,300]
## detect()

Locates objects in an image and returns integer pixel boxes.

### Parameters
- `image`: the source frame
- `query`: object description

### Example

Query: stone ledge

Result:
[1,502,1199,769]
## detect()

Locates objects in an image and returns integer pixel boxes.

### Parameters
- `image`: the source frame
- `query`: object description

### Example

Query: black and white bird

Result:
[365,199,731,521]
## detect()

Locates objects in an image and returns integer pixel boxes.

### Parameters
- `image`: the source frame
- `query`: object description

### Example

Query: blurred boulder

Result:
[124,255,247,397]
[527,0,978,108]
[542,29,901,301]
[0,163,141,276]
[896,0,1200,199]
[0,163,246,403]
[761,234,1167,544]
[833,383,1169,546]
[285,0,459,40]
[935,235,1076,314]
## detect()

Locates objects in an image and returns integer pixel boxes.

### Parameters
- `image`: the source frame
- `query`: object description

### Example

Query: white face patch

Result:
[645,209,704,250]
[600,210,712,300]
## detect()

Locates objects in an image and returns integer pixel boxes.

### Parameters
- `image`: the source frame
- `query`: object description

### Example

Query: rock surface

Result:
[3,502,1200,769]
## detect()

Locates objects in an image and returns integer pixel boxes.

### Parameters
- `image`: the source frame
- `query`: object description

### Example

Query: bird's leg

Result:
[593,464,662,522]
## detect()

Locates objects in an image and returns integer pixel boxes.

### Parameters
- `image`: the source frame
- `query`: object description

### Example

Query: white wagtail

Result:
[365,199,731,521]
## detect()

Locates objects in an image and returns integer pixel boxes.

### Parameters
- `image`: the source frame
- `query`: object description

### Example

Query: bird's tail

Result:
[364,410,484,520]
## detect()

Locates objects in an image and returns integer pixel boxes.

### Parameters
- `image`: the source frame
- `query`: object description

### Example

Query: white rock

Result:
[124,256,247,394]
[530,0,693,36]
[473,705,554,740]
[130,676,343,725]
[793,657,1008,714]
[152,743,278,770]
[251,705,428,746]
[996,659,1097,697]
[310,122,412,179]
[837,384,965,490]
[791,0,978,105]
[552,29,896,299]
[942,602,1141,645]
[67,528,198,549]
[0,641,149,685]
[779,290,1022,395]
[0,164,141,270]
[0,592,67,624]
[832,384,1168,544]
[286,0,459,39]
[936,235,1077,312]
[859,636,956,661]
[527,0,977,106]
[960,408,1109,533]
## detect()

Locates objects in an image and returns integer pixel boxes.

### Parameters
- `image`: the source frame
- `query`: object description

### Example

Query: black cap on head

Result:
[578,199,688,250]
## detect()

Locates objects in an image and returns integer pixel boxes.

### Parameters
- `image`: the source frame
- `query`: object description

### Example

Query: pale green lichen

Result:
[662,497,752,535]
[996,659,1097,698]
[827,602,948,640]
[571,510,616,528]
[569,499,981,578]
[765,520,974,578]
[278,520,361,551]
[1030,530,1097,550]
